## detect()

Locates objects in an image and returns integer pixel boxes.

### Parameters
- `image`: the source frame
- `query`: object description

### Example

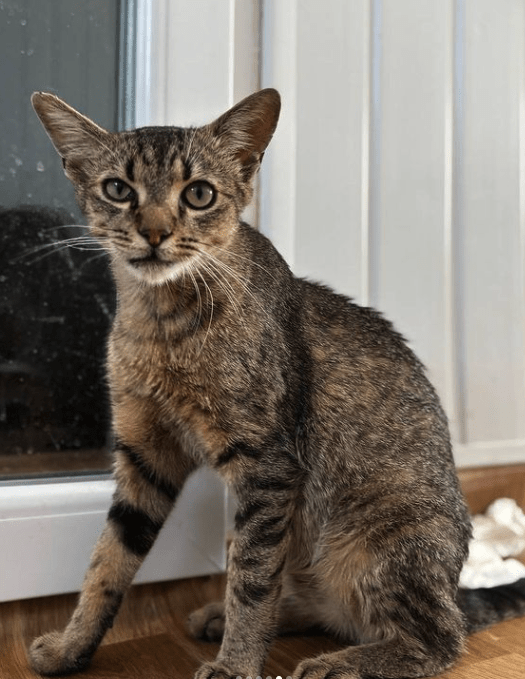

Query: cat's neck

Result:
[112,260,184,313]
[109,252,245,345]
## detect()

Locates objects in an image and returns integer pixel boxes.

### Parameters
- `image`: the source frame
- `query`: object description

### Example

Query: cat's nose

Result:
[137,205,173,247]
[138,224,171,247]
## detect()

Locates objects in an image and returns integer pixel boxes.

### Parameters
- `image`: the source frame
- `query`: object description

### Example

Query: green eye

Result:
[103,178,135,202]
[183,181,216,210]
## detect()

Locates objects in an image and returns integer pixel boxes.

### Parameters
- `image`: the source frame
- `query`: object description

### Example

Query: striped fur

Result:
[28,89,525,679]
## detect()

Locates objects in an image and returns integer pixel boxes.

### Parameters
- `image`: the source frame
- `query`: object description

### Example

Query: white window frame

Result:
[0,0,260,603]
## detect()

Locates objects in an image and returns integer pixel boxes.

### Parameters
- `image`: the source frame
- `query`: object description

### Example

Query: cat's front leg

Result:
[28,440,191,676]
[195,449,299,679]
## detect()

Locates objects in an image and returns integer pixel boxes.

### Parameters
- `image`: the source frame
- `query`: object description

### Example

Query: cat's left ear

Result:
[31,92,111,174]
[210,88,281,178]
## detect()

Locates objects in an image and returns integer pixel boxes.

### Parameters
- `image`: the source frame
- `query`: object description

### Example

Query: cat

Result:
[28,88,525,679]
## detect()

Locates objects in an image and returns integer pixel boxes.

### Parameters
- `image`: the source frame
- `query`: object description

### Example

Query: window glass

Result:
[0,0,124,478]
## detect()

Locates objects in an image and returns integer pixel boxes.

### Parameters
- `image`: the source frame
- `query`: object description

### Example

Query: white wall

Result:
[261,0,525,468]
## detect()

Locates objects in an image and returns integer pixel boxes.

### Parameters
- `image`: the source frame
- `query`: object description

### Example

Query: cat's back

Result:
[297,277,456,480]
[300,277,413,361]
[299,277,427,395]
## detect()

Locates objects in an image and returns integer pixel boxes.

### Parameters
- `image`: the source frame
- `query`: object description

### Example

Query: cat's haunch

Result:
[28,88,525,679]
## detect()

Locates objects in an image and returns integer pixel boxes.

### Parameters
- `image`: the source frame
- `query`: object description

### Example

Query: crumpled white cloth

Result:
[459,498,525,589]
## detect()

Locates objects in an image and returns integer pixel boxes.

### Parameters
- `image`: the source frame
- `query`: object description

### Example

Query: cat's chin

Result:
[125,259,186,286]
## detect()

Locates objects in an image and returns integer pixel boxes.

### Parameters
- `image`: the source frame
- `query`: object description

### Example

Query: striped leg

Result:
[187,576,324,642]
[195,448,300,679]
[28,442,190,676]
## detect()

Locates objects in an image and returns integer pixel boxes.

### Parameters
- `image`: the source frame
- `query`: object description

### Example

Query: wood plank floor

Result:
[1,464,525,679]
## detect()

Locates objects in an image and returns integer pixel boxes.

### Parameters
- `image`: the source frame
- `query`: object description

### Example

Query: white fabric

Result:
[459,498,525,589]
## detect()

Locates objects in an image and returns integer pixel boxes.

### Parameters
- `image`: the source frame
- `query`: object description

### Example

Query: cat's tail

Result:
[457,578,525,633]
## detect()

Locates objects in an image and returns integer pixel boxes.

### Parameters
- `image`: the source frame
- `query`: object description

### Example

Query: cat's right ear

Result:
[31,92,110,174]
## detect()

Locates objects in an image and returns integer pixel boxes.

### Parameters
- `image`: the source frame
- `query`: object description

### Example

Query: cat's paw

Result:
[193,660,239,679]
[186,601,225,642]
[293,656,357,679]
[28,632,91,676]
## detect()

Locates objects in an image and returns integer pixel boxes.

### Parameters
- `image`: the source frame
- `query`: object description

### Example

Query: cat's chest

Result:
[107,307,284,463]
[109,328,218,405]
[107,324,233,459]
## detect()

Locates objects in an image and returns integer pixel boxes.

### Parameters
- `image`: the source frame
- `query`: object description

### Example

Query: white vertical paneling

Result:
[521,2,525,448]
[367,0,382,309]
[260,0,298,266]
[375,0,454,421]
[261,0,370,300]
[294,0,370,300]
[261,0,525,467]
[134,0,259,127]
[448,0,467,445]
[231,0,260,104]
[461,0,525,443]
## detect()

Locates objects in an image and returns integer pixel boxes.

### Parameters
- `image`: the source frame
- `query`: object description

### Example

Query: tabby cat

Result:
[28,89,525,679]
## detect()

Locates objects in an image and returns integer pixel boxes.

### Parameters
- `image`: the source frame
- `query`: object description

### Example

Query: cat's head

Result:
[31,89,280,286]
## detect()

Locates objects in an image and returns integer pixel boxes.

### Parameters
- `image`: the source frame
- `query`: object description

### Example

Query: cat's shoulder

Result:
[237,223,418,362]
[299,277,418,361]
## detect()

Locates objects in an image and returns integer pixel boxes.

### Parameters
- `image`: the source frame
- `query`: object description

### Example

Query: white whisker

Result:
[16,234,104,265]
[201,259,241,314]
[200,250,271,321]
[187,264,203,334]
[21,236,96,254]
[78,252,109,269]
[196,269,214,357]
[198,259,242,320]
[41,224,90,232]
[205,242,277,282]
[201,250,251,292]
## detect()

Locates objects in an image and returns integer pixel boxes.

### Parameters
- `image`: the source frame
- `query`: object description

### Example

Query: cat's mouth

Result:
[125,249,191,285]
[128,246,195,270]
[128,252,166,266]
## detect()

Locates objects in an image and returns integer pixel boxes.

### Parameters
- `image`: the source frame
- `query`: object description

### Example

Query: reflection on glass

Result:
[0,0,124,478]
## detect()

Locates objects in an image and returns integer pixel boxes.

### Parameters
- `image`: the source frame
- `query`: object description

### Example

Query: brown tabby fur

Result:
[28,89,525,679]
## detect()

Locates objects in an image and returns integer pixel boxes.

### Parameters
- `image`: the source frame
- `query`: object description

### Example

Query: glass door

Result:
[0,0,125,479]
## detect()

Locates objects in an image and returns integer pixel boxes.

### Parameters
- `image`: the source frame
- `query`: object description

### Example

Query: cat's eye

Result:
[103,178,135,203]
[182,181,216,210]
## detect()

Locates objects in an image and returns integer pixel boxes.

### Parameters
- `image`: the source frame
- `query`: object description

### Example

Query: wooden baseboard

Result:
[458,463,525,515]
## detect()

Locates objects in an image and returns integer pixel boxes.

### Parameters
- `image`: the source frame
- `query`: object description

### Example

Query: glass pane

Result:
[0,0,125,478]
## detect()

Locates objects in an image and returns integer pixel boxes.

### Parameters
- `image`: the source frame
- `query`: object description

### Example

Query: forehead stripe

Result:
[182,158,192,182]
[125,158,135,182]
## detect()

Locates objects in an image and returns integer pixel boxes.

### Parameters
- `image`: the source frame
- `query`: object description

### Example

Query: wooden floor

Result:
[1,465,525,679]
